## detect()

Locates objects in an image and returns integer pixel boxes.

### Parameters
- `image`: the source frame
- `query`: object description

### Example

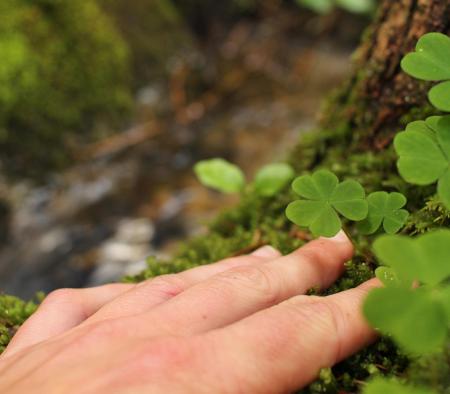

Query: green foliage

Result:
[401,33,450,112]
[253,163,295,197]
[195,159,295,197]
[296,0,375,14]
[364,231,450,355]
[364,378,437,394]
[286,169,368,237]
[394,116,450,209]
[358,192,409,235]
[194,158,245,193]
[0,294,38,352]
[0,0,132,178]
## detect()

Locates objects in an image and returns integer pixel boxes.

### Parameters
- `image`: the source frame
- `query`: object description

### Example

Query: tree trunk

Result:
[322,0,450,150]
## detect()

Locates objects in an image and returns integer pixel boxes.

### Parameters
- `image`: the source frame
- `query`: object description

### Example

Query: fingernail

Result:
[320,230,349,243]
[251,245,281,259]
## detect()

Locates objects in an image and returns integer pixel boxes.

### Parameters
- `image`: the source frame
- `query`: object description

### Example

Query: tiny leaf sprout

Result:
[194,158,245,193]
[363,377,437,394]
[253,163,295,197]
[357,191,409,235]
[401,32,450,111]
[285,169,368,237]
[195,158,295,197]
[296,0,375,15]
[363,230,450,355]
[394,116,450,209]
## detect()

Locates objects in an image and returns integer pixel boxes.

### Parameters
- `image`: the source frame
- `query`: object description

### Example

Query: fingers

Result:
[205,279,380,393]
[83,246,281,324]
[138,231,353,336]
[3,284,133,357]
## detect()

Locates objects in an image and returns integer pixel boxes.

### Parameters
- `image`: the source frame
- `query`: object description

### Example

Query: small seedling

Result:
[253,163,295,197]
[195,158,294,197]
[357,191,409,235]
[194,158,245,193]
[394,116,450,209]
[286,169,368,237]
[363,230,450,354]
[401,32,450,111]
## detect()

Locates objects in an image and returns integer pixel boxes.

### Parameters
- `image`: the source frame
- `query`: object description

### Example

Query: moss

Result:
[0,294,40,353]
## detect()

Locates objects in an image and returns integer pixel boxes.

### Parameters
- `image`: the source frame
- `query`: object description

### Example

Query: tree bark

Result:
[322,0,450,150]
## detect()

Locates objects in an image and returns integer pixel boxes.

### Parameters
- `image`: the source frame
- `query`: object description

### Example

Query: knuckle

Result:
[42,288,76,306]
[147,275,186,298]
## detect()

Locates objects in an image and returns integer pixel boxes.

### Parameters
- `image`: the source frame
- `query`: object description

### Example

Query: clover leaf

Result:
[373,230,450,286]
[364,378,438,394]
[357,192,409,234]
[194,158,245,193]
[286,170,368,237]
[394,115,450,209]
[401,33,450,111]
[363,286,447,354]
[253,163,295,197]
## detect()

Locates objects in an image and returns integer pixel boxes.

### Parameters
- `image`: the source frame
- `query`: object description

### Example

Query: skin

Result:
[0,231,379,393]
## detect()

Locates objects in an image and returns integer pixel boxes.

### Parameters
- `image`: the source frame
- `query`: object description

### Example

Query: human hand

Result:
[0,231,378,393]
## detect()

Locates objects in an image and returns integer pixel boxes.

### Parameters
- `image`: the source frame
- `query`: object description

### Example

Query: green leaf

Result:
[358,192,409,234]
[373,230,450,286]
[330,180,368,220]
[364,378,438,394]
[375,267,401,287]
[364,287,447,354]
[254,163,295,197]
[435,285,450,321]
[335,0,375,14]
[194,158,245,193]
[394,130,447,185]
[401,33,450,81]
[296,0,333,14]
[429,81,450,112]
[292,170,338,200]
[287,170,367,237]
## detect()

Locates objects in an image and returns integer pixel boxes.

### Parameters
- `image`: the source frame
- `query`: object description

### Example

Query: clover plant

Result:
[195,158,294,197]
[401,33,450,112]
[285,169,368,237]
[394,117,450,210]
[364,230,450,355]
[357,191,409,235]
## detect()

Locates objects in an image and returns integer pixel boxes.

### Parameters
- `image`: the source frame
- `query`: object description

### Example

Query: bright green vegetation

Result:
[364,231,450,354]
[0,0,132,179]
[401,33,450,112]
[296,0,375,14]
[195,159,295,197]
[364,378,436,394]
[394,116,450,209]
[358,192,409,235]
[286,170,368,237]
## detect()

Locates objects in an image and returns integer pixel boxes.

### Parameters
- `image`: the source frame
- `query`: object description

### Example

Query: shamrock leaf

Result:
[401,33,450,81]
[194,158,245,193]
[254,163,295,197]
[286,170,368,237]
[401,33,450,112]
[363,287,447,354]
[394,116,450,209]
[429,80,450,112]
[357,192,409,234]
[364,378,438,394]
[373,230,450,287]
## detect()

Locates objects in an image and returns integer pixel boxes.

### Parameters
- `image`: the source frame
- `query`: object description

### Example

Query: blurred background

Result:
[0,0,374,298]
